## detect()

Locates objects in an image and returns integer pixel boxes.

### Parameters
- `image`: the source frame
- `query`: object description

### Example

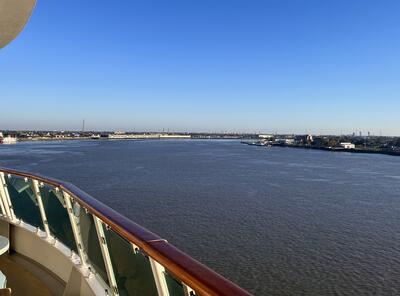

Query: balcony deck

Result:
[0,252,64,296]
[0,167,252,296]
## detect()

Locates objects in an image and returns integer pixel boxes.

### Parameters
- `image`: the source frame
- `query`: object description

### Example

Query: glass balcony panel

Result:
[103,226,158,296]
[5,175,43,229]
[165,271,185,296]
[78,207,109,285]
[39,185,77,252]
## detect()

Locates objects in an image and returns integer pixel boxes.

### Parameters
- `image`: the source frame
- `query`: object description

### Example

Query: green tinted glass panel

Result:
[40,185,77,252]
[165,272,185,296]
[104,226,158,296]
[5,176,43,229]
[78,208,109,285]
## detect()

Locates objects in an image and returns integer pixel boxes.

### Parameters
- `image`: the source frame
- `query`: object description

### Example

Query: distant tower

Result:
[307,134,313,144]
[82,119,85,133]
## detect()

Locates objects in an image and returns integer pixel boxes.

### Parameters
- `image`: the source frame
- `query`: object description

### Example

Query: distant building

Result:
[285,139,295,145]
[275,138,295,145]
[259,134,273,139]
[160,134,191,139]
[340,142,355,149]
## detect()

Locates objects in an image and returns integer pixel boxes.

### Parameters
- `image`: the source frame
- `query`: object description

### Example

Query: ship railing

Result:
[0,167,251,296]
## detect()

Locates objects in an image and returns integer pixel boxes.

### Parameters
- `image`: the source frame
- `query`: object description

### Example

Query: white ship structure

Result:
[0,133,17,145]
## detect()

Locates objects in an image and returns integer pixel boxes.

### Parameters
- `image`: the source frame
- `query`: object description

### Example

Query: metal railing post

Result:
[149,258,170,296]
[32,179,51,237]
[0,180,7,217]
[93,216,119,296]
[0,172,15,220]
[63,191,87,267]
[183,284,196,296]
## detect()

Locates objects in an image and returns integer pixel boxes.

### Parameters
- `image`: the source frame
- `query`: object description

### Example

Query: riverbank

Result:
[17,137,93,141]
[7,137,241,144]
[242,141,400,157]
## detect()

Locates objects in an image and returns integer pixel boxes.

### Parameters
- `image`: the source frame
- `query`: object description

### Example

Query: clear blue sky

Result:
[2,0,400,135]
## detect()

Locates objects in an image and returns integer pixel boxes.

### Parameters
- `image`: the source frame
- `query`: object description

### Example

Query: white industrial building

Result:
[259,134,273,139]
[340,142,355,149]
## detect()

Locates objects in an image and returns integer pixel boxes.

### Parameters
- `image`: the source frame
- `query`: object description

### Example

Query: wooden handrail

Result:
[0,288,11,296]
[0,167,252,296]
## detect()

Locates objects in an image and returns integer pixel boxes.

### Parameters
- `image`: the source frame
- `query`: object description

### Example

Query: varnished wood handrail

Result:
[0,288,11,296]
[0,167,252,296]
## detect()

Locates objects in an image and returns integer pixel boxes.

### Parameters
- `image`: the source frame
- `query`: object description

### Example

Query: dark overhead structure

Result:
[0,0,36,48]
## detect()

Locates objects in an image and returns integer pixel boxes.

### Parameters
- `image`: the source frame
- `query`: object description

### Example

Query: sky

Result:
[1,0,400,135]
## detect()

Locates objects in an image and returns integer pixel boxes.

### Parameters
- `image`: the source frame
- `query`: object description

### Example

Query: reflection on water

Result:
[1,140,400,295]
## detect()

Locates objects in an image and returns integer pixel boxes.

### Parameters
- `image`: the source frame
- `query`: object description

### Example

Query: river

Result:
[1,140,400,295]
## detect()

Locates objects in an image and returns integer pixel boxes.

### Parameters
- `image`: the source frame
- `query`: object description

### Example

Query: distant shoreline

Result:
[12,137,241,143]
[242,141,400,157]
